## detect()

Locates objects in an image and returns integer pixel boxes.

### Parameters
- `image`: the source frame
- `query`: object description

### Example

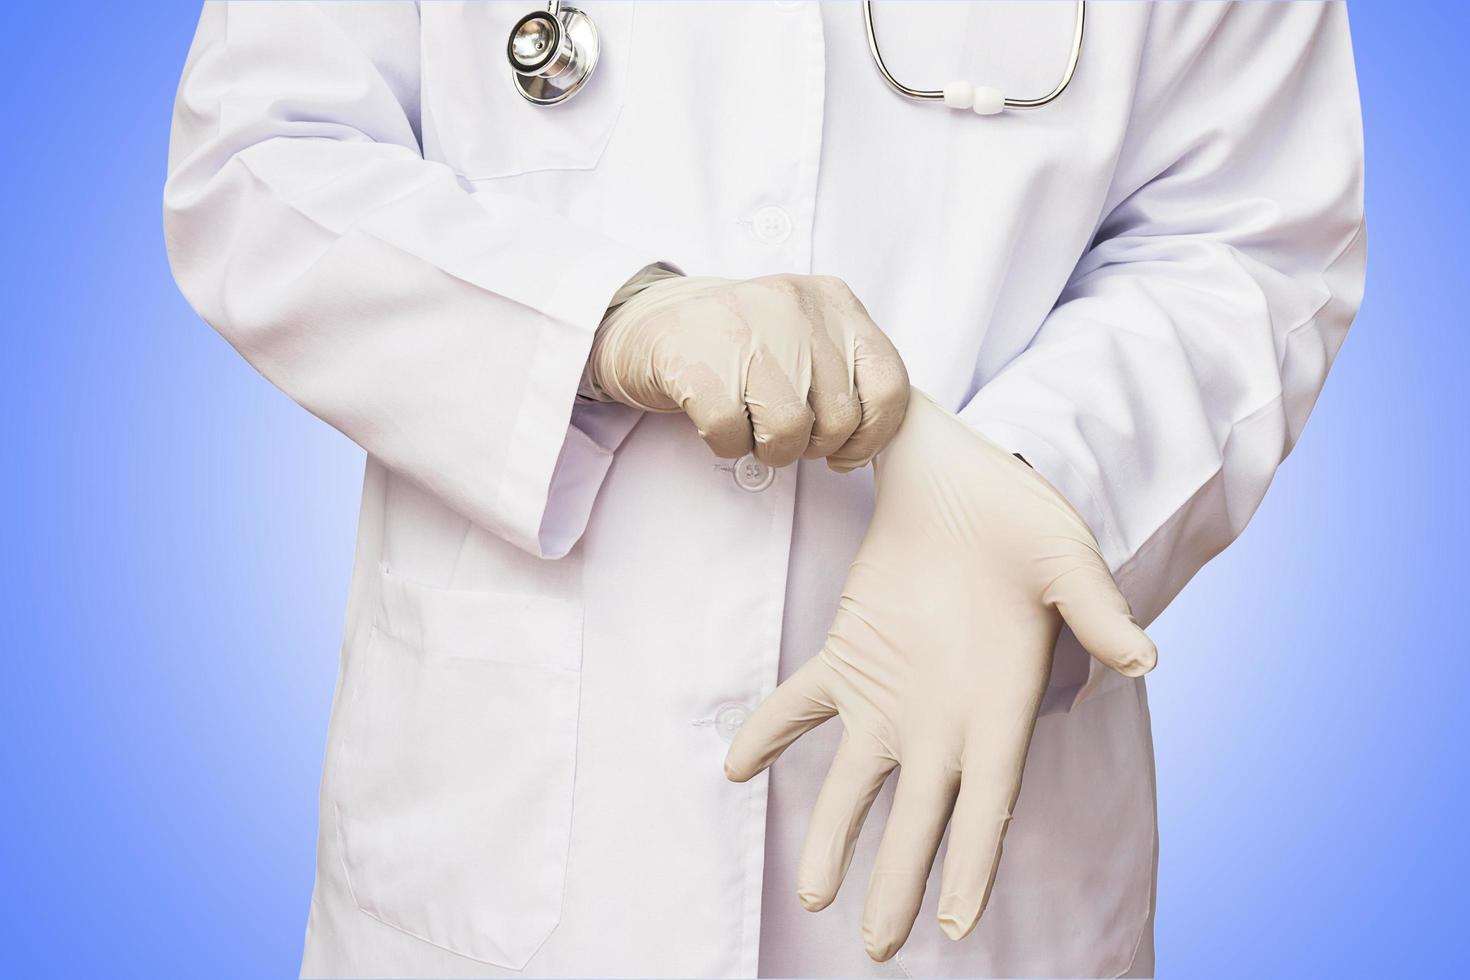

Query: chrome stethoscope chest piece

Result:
[508,3,600,106]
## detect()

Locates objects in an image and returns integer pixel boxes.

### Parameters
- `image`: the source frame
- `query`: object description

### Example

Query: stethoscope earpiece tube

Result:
[860,0,1085,114]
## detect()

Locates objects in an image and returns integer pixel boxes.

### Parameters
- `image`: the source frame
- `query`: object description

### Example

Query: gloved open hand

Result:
[724,387,1157,961]
[582,272,909,470]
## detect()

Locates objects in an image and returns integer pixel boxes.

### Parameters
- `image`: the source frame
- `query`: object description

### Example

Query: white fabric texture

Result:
[161,2,1365,977]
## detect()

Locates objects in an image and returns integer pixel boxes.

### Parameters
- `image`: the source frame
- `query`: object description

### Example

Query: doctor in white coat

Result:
[163,2,1365,977]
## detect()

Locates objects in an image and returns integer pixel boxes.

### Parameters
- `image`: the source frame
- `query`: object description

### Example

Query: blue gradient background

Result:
[1,3,1463,977]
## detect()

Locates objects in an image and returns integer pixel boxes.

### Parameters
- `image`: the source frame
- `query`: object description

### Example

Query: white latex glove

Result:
[724,387,1158,962]
[582,271,910,470]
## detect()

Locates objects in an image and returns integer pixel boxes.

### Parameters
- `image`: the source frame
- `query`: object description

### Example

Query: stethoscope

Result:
[506,1,1085,113]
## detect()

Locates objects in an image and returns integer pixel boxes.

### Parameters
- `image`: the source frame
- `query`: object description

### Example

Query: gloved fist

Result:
[724,387,1157,962]
[582,272,909,470]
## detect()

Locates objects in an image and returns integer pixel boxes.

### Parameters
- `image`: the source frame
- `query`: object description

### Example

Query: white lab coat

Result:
[163,2,1365,977]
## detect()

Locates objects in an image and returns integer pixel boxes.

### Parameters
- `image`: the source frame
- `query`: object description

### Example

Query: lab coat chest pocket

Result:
[419,1,635,179]
[333,566,583,969]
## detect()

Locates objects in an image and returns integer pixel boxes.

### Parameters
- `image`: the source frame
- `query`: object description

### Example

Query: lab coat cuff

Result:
[536,400,644,559]
[495,243,675,558]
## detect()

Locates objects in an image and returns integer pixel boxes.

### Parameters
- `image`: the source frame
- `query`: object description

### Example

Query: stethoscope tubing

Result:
[861,0,1085,109]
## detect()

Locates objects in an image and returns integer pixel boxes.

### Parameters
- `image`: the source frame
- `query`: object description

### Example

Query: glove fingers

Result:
[827,331,910,473]
[745,347,814,468]
[934,761,1024,942]
[862,759,960,962]
[724,656,837,782]
[803,331,862,459]
[680,388,755,459]
[795,732,896,913]
[1047,559,1158,677]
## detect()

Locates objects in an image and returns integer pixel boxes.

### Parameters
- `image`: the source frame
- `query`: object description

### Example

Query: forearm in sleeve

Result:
[163,2,664,557]
[959,2,1367,704]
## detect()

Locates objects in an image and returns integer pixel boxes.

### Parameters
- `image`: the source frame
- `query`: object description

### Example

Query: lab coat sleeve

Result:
[959,2,1366,703]
[163,2,660,558]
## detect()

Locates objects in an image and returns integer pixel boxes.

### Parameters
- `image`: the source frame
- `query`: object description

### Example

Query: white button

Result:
[714,703,752,741]
[751,205,793,245]
[732,453,775,492]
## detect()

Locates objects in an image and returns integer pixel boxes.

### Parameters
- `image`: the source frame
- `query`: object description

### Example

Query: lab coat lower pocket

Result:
[333,566,582,969]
